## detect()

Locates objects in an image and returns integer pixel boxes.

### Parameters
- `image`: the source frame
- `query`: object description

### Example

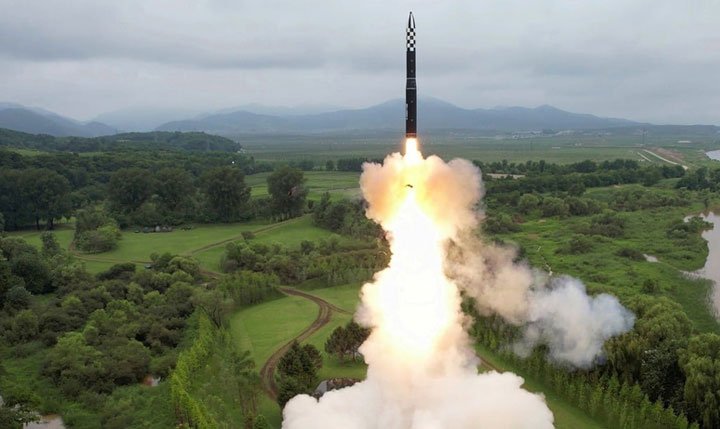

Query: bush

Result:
[97,263,136,281]
[616,247,645,261]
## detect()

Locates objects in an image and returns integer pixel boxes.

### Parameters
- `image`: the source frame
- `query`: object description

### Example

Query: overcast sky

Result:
[1,0,718,124]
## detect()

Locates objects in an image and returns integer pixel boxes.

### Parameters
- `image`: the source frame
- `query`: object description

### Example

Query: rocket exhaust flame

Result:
[282,140,633,428]
[281,13,633,428]
[282,142,555,428]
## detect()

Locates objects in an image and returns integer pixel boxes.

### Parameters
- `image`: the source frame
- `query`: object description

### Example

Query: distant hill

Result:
[92,107,204,132]
[0,128,240,153]
[0,104,116,137]
[155,98,641,135]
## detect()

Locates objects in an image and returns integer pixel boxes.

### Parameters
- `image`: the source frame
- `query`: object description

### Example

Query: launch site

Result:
[0,1,719,428]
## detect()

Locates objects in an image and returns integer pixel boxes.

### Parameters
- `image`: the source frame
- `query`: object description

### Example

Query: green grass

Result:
[230,295,319,369]
[237,134,720,166]
[229,295,320,426]
[194,216,361,273]
[497,189,719,333]
[97,220,269,263]
[246,170,361,200]
[6,224,75,250]
[303,282,362,313]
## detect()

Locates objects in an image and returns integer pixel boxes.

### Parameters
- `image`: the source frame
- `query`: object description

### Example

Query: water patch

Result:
[690,212,720,318]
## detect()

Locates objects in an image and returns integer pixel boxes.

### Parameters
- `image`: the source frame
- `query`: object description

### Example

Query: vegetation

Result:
[1,127,719,428]
[0,128,241,153]
[276,342,322,407]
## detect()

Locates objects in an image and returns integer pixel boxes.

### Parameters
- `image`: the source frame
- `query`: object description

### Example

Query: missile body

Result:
[405,12,417,138]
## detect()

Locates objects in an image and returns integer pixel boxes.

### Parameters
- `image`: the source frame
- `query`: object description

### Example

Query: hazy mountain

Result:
[93,107,203,132]
[209,103,345,117]
[0,104,116,137]
[155,98,640,135]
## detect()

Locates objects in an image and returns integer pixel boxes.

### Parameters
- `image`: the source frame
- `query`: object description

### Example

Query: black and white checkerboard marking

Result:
[407,29,415,51]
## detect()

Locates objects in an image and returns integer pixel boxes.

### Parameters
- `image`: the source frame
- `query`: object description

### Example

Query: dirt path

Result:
[188,216,305,256]
[259,287,348,399]
[643,149,689,170]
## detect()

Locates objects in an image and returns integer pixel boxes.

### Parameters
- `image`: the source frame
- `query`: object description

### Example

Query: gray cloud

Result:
[0,0,718,123]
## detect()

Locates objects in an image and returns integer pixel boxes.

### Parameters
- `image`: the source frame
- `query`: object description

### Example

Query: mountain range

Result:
[155,98,640,135]
[0,103,116,137]
[3,98,716,138]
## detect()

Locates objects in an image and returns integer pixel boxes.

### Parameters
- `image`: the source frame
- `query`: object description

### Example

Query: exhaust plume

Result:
[283,141,632,428]
[446,239,635,368]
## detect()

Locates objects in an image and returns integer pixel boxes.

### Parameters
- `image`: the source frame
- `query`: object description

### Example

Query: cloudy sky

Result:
[1,0,718,124]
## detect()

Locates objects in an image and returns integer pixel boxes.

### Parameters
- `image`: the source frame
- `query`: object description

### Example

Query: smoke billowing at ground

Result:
[282,140,633,428]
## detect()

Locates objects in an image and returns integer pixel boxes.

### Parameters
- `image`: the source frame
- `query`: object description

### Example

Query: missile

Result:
[405,12,417,139]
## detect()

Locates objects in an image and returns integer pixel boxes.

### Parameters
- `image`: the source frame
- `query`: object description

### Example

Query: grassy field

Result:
[193,215,360,273]
[7,224,75,249]
[497,187,719,333]
[238,134,720,166]
[228,281,609,428]
[8,215,354,274]
[246,170,361,200]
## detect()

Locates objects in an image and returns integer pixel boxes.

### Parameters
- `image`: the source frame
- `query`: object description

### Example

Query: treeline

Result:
[313,193,382,238]
[0,128,241,153]
[676,166,720,191]
[476,158,686,177]
[170,314,215,428]
[472,303,701,429]
[0,148,313,230]
[482,159,686,206]
[221,237,388,288]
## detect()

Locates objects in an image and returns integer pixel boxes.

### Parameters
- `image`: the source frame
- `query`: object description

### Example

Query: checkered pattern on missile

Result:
[407,29,415,51]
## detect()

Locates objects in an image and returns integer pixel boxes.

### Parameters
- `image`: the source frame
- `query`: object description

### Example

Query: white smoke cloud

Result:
[519,278,635,367]
[283,147,633,428]
[446,238,635,368]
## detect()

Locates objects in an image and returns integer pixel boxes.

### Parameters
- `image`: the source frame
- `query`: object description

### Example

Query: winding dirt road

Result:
[259,287,351,399]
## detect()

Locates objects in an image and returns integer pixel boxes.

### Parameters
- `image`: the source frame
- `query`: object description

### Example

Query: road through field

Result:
[259,287,351,399]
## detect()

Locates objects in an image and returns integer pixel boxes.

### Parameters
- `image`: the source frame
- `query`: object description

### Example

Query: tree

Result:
[518,194,540,214]
[154,167,195,219]
[108,168,155,214]
[325,321,370,361]
[9,251,52,294]
[230,349,261,428]
[74,207,121,253]
[192,288,233,328]
[0,170,30,230]
[267,166,307,218]
[604,296,692,412]
[276,342,322,406]
[43,332,107,396]
[540,196,569,218]
[20,168,72,229]
[679,333,720,428]
[325,160,335,171]
[5,309,39,343]
[4,285,31,311]
[202,166,251,222]
[41,231,61,257]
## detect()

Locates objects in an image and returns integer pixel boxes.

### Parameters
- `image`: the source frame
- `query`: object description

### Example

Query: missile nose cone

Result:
[408,11,415,29]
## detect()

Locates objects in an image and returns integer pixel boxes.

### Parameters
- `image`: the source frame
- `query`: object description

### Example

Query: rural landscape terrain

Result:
[0,118,719,428]
[2,2,720,428]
